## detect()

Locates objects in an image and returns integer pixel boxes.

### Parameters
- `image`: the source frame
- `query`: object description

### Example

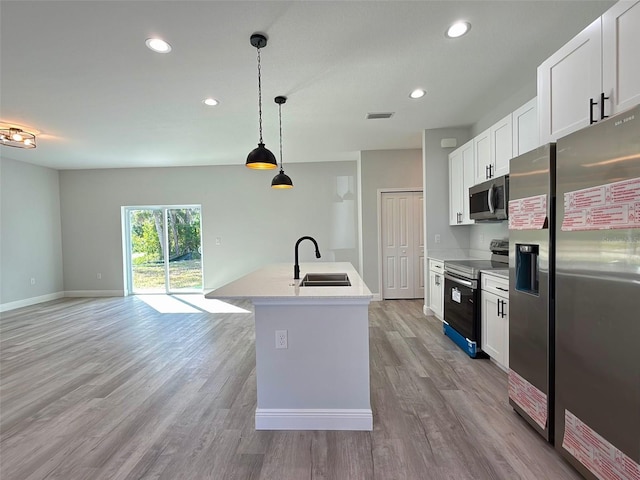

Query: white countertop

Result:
[205,262,373,300]
[427,249,489,262]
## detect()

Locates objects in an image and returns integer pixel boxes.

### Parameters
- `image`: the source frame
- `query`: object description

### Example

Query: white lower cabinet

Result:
[428,259,444,320]
[481,273,509,368]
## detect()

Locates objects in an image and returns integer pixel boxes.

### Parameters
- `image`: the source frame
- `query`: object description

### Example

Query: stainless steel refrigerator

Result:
[509,106,640,479]
[508,143,556,443]
[554,105,640,480]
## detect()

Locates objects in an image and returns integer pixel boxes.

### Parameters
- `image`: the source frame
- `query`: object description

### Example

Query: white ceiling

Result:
[1,0,614,170]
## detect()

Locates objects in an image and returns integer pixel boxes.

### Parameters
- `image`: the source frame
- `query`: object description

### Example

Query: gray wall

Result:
[359,149,422,295]
[471,79,536,137]
[0,158,64,307]
[59,161,358,294]
[423,128,473,253]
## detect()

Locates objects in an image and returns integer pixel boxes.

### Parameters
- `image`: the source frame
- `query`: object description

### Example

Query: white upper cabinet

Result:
[473,114,512,184]
[449,148,463,226]
[602,0,640,115]
[512,97,538,156]
[461,140,474,223]
[491,113,513,178]
[538,17,602,144]
[538,0,640,144]
[448,140,474,226]
[473,128,491,185]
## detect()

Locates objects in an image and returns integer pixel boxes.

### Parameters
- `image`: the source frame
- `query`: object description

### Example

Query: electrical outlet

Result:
[30,277,36,285]
[435,234,441,244]
[97,273,102,279]
[215,237,221,246]
[275,330,288,349]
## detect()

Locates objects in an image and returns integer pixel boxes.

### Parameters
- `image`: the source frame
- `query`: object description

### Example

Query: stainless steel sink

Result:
[299,273,351,287]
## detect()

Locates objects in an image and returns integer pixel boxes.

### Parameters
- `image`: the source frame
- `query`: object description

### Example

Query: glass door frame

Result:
[122,204,203,295]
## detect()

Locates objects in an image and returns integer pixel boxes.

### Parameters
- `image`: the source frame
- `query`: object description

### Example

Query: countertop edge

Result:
[205,262,373,300]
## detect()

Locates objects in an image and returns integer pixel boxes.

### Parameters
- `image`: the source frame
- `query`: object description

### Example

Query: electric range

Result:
[442,239,508,358]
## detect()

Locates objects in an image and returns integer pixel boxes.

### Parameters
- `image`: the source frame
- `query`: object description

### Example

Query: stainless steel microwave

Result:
[469,175,509,221]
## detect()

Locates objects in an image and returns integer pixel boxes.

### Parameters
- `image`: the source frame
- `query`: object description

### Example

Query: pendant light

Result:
[271,96,293,189]
[246,33,277,170]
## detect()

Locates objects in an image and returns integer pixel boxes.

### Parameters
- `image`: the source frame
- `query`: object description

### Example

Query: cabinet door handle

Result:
[485,165,489,179]
[590,97,598,124]
[497,299,502,317]
[501,300,507,318]
[496,286,508,292]
[600,92,609,120]
[435,275,440,286]
[488,164,493,178]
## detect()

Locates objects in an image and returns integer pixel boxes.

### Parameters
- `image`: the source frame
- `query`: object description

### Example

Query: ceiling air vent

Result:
[366,112,394,120]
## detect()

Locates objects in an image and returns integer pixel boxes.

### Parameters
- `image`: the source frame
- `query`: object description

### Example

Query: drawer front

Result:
[481,274,509,298]
[429,259,444,273]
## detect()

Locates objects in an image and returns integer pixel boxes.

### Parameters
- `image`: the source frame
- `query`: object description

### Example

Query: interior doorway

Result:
[123,206,203,295]
[379,190,424,299]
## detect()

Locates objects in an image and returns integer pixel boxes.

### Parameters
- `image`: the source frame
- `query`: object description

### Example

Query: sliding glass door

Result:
[124,206,202,294]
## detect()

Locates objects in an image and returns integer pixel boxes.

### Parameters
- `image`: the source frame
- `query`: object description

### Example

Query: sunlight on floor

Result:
[136,294,250,314]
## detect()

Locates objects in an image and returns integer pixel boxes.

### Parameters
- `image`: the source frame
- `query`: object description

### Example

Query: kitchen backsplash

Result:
[470,221,508,251]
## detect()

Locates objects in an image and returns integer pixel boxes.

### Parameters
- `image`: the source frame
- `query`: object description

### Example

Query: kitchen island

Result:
[205,262,373,431]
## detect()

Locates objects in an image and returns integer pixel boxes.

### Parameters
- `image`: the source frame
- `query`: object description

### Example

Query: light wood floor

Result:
[0,296,582,480]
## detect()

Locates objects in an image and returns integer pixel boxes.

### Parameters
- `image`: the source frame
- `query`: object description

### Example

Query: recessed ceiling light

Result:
[409,89,426,99]
[203,98,219,106]
[145,38,172,53]
[446,21,471,39]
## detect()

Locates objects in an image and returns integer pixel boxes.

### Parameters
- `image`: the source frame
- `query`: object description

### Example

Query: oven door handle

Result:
[444,272,474,288]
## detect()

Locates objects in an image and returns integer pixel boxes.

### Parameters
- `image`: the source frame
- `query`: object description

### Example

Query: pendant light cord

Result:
[278,102,283,169]
[257,47,264,143]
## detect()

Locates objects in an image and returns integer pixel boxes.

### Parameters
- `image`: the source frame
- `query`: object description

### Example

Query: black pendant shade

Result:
[271,168,293,188]
[271,95,293,189]
[247,143,277,170]
[246,33,277,170]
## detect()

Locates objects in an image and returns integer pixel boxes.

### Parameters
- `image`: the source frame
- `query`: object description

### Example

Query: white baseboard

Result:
[65,290,124,297]
[372,293,382,301]
[255,408,373,431]
[0,291,65,313]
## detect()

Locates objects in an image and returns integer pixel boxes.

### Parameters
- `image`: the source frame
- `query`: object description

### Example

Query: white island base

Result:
[206,262,373,431]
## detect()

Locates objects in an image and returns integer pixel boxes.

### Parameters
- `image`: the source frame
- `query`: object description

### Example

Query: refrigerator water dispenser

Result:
[516,244,539,296]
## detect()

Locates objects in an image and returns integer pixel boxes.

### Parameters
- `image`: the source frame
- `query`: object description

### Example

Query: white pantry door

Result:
[381,191,424,299]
